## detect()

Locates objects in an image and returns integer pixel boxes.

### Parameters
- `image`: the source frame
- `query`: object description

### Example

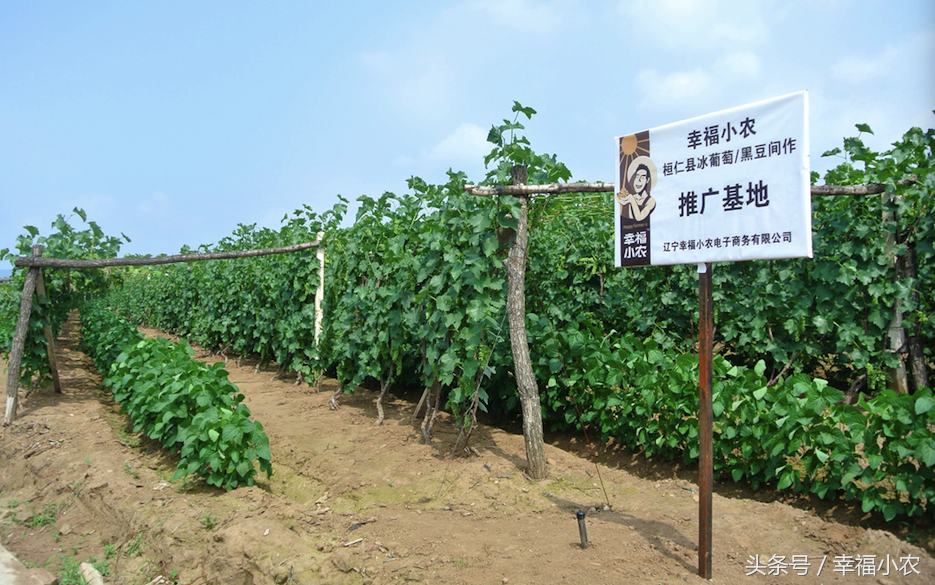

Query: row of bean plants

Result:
[80,299,272,490]
[105,205,343,385]
[542,325,935,521]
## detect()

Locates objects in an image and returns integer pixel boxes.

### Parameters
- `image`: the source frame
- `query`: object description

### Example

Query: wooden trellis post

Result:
[464,179,615,480]
[502,165,547,480]
[314,232,325,346]
[5,245,44,425]
[34,269,63,393]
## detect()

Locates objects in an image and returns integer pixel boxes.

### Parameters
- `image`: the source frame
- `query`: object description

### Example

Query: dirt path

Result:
[1,314,933,584]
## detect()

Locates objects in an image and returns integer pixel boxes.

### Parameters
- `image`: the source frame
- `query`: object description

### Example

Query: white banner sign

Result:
[614,91,812,267]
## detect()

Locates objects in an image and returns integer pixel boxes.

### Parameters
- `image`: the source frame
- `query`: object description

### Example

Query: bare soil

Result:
[1,313,934,585]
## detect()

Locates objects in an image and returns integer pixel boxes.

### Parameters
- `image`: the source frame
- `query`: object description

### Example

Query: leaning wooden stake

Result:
[503,165,548,480]
[34,270,62,393]
[5,245,43,425]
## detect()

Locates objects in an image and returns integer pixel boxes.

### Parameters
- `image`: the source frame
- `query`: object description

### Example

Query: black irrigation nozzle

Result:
[576,510,588,549]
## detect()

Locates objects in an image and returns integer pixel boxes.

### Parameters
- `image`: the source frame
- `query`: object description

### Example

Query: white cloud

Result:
[710,21,767,43]
[831,46,900,85]
[717,52,761,77]
[617,0,773,51]
[635,68,714,109]
[138,191,173,218]
[466,0,568,33]
[814,30,934,158]
[358,50,456,119]
[392,123,490,175]
[392,154,416,167]
[427,123,489,162]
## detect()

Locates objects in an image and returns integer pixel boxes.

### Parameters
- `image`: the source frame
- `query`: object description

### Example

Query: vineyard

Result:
[1,108,934,583]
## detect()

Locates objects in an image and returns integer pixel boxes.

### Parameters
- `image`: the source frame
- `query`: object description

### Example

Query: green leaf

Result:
[855,123,874,135]
[915,395,935,416]
[221,423,239,443]
[882,503,898,522]
[466,299,487,322]
[548,358,562,374]
[487,125,503,147]
[511,101,537,119]
[208,429,220,442]
[754,360,766,377]
[917,440,935,467]
[712,401,724,417]
[499,215,518,231]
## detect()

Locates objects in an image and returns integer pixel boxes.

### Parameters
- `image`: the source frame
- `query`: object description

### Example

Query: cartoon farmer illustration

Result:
[616,155,658,222]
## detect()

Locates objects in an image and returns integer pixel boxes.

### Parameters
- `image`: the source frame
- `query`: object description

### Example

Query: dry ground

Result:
[1,314,933,585]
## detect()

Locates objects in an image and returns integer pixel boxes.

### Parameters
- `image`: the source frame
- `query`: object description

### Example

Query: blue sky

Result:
[2,0,933,265]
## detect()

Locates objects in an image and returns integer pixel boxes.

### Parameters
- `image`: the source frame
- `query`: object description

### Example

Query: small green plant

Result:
[901,520,921,544]
[865,363,889,393]
[124,462,140,480]
[90,556,111,578]
[28,502,60,527]
[53,553,111,584]
[56,554,82,585]
[199,513,218,531]
[124,532,144,557]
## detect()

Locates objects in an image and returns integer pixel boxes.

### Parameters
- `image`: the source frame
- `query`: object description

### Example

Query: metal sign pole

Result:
[698,262,714,578]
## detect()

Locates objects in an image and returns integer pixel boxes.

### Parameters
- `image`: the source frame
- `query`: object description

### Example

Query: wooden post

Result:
[903,244,929,392]
[314,232,325,346]
[503,165,548,480]
[882,192,909,393]
[34,270,62,393]
[698,263,714,579]
[5,245,43,425]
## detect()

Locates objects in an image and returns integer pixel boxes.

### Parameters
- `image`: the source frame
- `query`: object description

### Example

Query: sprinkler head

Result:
[576,510,588,548]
